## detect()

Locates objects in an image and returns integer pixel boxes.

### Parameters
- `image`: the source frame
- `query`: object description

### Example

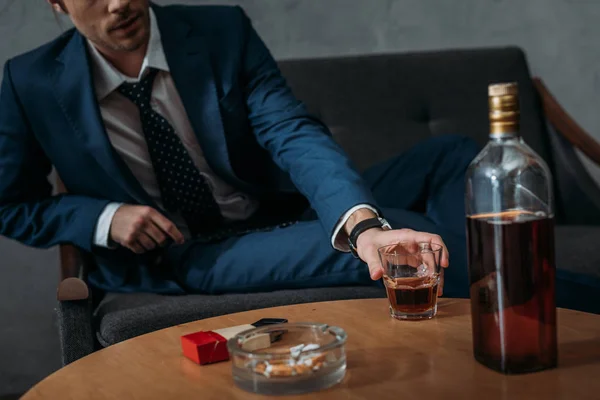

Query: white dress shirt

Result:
[89,9,376,251]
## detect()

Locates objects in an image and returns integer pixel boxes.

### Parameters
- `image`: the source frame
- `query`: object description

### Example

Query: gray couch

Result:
[57,46,600,365]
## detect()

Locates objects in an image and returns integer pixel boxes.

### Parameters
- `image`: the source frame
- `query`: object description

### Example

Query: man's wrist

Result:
[331,205,379,251]
[343,208,378,237]
[93,202,124,249]
[347,216,391,259]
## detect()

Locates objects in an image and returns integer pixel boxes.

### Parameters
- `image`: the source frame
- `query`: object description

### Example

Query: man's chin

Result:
[111,34,149,52]
[106,27,149,52]
[116,40,146,52]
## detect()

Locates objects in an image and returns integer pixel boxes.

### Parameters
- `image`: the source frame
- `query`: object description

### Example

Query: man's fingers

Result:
[368,261,384,280]
[386,231,448,268]
[363,249,384,280]
[357,228,450,282]
[129,242,145,254]
[146,222,168,246]
[149,210,185,244]
[409,232,449,268]
[408,256,422,268]
[137,233,157,251]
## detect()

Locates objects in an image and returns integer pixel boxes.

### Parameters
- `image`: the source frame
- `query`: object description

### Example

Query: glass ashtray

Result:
[226,322,347,395]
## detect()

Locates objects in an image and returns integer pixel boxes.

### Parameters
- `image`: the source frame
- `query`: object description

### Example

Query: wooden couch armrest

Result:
[533,77,600,166]
[57,244,90,302]
[56,175,90,302]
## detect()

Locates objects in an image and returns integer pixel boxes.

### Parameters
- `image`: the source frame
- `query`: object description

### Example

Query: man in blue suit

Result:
[0,0,477,297]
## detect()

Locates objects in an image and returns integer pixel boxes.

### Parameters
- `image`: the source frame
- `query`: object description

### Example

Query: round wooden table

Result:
[23,299,600,399]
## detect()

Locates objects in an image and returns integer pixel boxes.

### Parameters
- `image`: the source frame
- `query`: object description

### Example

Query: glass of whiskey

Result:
[378,241,443,320]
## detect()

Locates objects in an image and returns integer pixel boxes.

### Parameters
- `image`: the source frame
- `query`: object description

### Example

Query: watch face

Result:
[379,218,392,230]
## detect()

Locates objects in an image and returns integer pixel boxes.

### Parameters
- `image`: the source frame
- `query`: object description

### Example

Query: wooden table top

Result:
[23,298,600,399]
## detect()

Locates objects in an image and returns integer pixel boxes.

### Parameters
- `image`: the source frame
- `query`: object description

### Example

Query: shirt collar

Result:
[87,8,169,101]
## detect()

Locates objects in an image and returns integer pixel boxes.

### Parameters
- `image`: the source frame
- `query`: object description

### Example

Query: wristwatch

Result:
[348,217,392,259]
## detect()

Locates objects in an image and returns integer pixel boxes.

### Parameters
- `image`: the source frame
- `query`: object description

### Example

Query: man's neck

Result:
[93,42,148,78]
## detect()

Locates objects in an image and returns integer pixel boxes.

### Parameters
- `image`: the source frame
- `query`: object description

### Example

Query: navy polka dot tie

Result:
[118,69,223,237]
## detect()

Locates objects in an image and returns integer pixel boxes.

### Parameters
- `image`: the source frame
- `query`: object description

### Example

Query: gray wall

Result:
[0,0,597,395]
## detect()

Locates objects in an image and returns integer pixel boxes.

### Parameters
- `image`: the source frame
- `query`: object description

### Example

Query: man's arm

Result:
[236,9,450,286]
[0,61,184,254]
[0,60,111,252]
[237,8,379,240]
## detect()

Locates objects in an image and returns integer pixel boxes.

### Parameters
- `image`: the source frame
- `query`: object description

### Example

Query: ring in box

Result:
[227,322,347,395]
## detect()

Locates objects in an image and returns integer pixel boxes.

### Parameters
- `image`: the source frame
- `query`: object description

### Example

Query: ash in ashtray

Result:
[252,343,331,378]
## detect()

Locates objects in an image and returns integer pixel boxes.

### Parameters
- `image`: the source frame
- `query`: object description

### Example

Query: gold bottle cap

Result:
[489,82,519,136]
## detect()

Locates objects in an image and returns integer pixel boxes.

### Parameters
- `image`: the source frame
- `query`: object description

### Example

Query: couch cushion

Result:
[556,226,600,279]
[555,226,600,314]
[95,286,385,346]
[278,47,548,171]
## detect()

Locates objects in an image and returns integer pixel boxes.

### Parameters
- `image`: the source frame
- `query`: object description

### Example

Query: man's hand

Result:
[343,208,449,296]
[110,205,185,254]
[356,227,449,295]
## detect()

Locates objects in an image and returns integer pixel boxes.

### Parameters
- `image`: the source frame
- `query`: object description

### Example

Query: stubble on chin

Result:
[115,36,147,52]
[92,28,149,53]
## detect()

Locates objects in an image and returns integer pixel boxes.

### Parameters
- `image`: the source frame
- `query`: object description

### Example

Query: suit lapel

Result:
[154,6,239,186]
[52,31,155,206]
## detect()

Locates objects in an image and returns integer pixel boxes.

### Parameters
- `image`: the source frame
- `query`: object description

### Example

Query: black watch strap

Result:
[348,218,384,259]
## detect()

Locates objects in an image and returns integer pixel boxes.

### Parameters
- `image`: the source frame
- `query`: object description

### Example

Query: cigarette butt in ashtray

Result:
[181,318,287,365]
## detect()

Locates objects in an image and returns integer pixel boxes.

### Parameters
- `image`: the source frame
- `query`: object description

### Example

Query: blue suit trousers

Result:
[168,135,476,297]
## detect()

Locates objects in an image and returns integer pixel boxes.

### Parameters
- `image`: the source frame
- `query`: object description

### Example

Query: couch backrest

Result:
[278,46,549,171]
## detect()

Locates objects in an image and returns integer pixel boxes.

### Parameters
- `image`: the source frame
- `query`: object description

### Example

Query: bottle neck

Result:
[489,131,519,140]
[488,88,520,139]
[489,115,519,139]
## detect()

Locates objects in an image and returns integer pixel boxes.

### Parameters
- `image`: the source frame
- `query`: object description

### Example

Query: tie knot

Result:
[117,68,159,108]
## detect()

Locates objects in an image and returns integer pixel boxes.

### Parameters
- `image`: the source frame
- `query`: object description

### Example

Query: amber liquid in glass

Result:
[466,210,557,374]
[384,275,439,315]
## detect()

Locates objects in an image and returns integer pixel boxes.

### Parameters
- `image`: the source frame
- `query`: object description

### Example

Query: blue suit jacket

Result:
[0,4,377,292]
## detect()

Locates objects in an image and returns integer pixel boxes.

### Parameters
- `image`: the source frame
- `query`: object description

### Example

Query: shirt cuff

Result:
[93,202,124,249]
[331,204,380,252]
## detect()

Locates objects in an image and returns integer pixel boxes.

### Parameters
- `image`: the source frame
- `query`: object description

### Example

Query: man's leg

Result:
[167,220,371,294]
[362,134,480,236]
[169,135,478,296]
[167,208,447,295]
